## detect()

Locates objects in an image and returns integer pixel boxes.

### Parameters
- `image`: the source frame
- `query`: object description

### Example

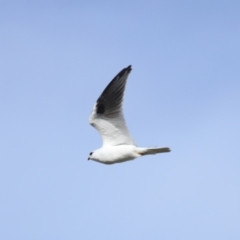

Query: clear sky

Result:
[1,1,240,239]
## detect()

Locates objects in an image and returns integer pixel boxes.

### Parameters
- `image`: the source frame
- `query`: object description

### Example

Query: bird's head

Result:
[88,151,94,160]
[88,151,100,161]
[88,149,103,162]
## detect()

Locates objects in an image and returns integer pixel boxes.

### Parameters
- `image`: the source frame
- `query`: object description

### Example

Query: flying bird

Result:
[88,65,170,164]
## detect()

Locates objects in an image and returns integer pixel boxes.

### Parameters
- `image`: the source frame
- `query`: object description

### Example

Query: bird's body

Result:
[88,65,170,164]
[89,145,171,164]
[89,145,139,164]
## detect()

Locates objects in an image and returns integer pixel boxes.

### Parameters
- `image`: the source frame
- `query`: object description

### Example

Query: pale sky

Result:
[1,1,240,239]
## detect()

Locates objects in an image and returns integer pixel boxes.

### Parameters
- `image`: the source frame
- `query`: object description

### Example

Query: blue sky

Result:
[1,1,240,239]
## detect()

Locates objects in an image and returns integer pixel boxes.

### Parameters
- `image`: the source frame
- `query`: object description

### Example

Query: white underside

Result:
[90,145,141,164]
[89,145,170,164]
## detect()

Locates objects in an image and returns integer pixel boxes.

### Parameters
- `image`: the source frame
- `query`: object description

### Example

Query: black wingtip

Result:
[126,65,132,72]
[95,65,132,115]
[117,65,132,79]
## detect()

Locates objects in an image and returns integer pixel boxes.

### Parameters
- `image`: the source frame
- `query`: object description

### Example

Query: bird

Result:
[88,65,170,164]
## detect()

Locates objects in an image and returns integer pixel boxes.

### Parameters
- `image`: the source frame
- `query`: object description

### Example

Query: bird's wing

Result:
[89,65,136,146]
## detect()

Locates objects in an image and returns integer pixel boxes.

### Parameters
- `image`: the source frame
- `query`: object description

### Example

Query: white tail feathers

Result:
[140,147,171,155]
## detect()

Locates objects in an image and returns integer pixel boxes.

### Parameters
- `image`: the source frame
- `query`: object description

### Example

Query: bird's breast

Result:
[99,145,139,164]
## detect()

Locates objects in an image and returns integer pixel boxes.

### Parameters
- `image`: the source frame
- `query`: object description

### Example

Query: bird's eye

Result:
[89,152,93,155]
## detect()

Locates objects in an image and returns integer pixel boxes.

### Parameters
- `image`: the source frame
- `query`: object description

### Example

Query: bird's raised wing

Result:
[89,65,136,146]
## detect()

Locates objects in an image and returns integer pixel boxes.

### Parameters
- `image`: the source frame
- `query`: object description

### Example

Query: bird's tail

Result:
[139,147,171,155]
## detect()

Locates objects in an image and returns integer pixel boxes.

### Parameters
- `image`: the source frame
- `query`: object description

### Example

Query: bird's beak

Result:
[88,157,90,160]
